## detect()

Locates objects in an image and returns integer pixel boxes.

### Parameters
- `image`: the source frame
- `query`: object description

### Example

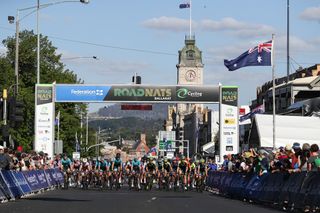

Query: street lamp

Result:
[61,56,98,60]
[36,0,89,84]
[8,0,89,94]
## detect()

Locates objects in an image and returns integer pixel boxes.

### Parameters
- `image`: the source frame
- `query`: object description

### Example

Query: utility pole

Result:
[15,11,19,95]
[80,112,83,145]
[96,126,100,158]
[286,0,290,83]
[86,113,88,146]
[2,89,8,147]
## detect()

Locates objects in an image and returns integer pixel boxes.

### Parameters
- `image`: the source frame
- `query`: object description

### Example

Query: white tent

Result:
[251,114,320,148]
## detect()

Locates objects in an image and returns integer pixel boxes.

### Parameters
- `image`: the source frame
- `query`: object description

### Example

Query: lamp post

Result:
[8,0,89,94]
[61,56,98,61]
[36,0,89,84]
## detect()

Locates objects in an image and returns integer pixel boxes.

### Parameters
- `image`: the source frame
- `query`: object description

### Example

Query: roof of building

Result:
[252,114,320,148]
[292,76,319,85]
[267,75,320,91]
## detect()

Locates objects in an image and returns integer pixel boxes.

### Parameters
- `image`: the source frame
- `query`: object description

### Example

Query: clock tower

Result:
[177,36,203,85]
[176,36,204,129]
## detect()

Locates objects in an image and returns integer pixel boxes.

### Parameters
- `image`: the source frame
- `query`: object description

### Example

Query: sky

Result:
[0,0,320,112]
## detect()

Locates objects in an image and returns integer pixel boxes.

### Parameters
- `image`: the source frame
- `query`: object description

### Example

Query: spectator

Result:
[300,143,311,172]
[307,144,320,171]
[208,159,218,171]
[221,155,229,171]
[291,142,302,172]
[0,146,12,170]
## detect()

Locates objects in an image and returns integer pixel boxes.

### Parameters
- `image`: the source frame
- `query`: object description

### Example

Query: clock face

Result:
[185,70,197,82]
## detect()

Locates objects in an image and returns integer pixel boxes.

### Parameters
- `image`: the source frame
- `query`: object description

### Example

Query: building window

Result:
[186,50,195,60]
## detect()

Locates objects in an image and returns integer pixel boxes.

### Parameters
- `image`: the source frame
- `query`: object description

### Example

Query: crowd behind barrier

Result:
[206,171,320,211]
[205,142,320,212]
[0,145,65,203]
[0,168,64,203]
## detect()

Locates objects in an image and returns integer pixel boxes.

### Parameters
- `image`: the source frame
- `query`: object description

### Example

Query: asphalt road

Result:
[1,188,282,213]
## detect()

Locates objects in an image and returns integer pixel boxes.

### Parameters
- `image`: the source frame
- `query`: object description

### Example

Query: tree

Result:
[0,30,88,153]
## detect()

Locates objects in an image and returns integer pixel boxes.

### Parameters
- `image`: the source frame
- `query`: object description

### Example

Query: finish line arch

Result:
[34,84,238,162]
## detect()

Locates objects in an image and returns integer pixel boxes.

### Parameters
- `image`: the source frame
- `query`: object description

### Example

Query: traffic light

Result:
[132,75,141,84]
[178,127,184,140]
[8,97,24,127]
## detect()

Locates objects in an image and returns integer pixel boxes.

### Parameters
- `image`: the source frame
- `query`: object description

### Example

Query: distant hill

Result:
[89,117,165,147]
[93,104,170,120]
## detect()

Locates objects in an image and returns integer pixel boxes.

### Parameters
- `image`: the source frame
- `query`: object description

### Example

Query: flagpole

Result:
[189,0,192,37]
[271,34,276,150]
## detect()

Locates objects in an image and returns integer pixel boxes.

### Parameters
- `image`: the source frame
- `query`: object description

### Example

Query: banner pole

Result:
[272,34,276,150]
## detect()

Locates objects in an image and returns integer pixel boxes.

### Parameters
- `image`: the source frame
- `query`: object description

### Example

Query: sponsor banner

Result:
[219,86,239,163]
[0,183,6,200]
[52,168,64,184]
[44,169,56,186]
[0,170,23,198]
[0,171,13,199]
[35,84,55,159]
[23,171,41,191]
[55,84,220,103]
[36,170,49,189]
[12,171,32,195]
[55,85,110,102]
[221,86,238,106]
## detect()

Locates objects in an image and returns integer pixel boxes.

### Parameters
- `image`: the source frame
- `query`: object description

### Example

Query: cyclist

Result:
[61,154,72,171]
[196,158,207,189]
[145,157,157,189]
[163,158,173,188]
[60,154,72,188]
[157,158,164,187]
[146,157,157,174]
[111,153,123,184]
[132,157,141,189]
[177,156,190,190]
[189,159,197,188]
[172,157,179,186]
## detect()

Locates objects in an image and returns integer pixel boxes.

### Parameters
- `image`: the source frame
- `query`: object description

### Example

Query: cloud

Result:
[199,17,275,37]
[142,16,192,32]
[300,7,320,22]
[142,16,275,39]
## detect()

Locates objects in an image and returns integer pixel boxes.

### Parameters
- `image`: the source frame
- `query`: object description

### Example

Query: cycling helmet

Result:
[181,156,186,160]
[133,157,138,162]
[116,153,121,159]
[200,158,205,163]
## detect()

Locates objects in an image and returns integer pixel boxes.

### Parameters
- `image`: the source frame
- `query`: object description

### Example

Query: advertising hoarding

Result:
[219,86,239,162]
[55,84,220,103]
[34,84,55,158]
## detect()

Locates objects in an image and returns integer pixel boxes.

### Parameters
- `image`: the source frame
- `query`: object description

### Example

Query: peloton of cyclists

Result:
[58,152,208,191]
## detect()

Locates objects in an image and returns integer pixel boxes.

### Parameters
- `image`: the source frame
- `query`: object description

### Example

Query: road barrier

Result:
[206,171,320,211]
[0,168,64,203]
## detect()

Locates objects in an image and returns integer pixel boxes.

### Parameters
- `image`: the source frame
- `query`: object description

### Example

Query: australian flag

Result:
[224,40,272,71]
[179,3,190,9]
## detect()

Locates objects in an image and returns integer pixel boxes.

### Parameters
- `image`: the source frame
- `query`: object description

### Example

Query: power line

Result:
[49,35,177,56]
[0,25,319,65]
